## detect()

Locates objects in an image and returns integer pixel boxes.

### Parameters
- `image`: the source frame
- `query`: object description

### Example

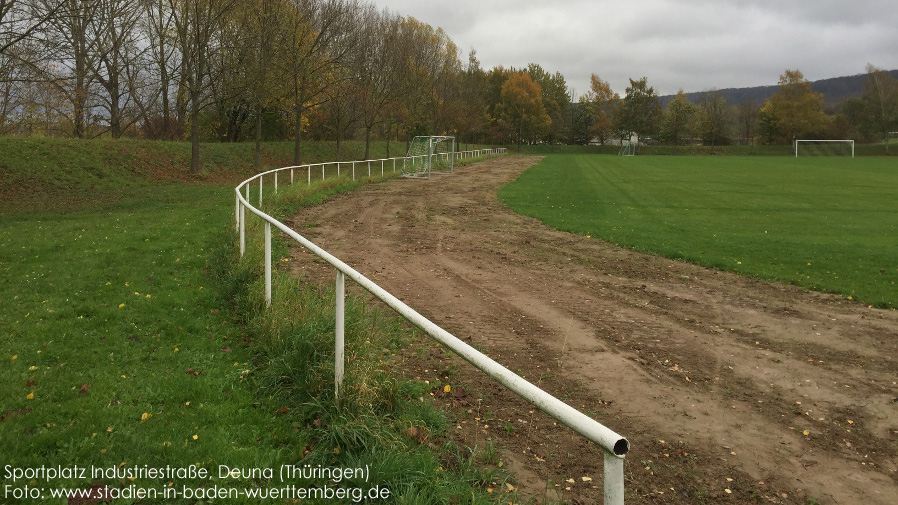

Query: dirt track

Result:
[287,156,897,504]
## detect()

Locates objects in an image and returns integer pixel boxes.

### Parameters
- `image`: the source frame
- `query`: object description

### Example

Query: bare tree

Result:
[169,0,238,173]
[89,0,144,137]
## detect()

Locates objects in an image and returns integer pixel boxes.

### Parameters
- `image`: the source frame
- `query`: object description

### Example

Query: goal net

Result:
[618,133,637,156]
[794,140,854,158]
[402,136,455,178]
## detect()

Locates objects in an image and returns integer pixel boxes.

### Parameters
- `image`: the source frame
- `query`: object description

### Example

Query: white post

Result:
[259,176,263,206]
[239,204,245,256]
[322,164,325,180]
[234,194,239,232]
[367,161,371,177]
[352,162,355,180]
[335,270,345,402]
[291,168,294,185]
[604,452,625,505]
[381,160,384,176]
[264,222,272,307]
[274,171,278,194]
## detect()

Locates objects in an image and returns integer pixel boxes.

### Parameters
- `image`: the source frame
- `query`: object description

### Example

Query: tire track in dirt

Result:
[286,156,898,504]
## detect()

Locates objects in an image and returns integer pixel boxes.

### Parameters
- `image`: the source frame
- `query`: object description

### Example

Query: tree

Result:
[90,0,145,138]
[763,69,826,143]
[582,73,617,144]
[737,100,759,146]
[496,72,550,150]
[694,89,731,146]
[660,89,693,145]
[613,76,661,142]
[526,63,569,145]
[281,0,356,165]
[170,0,239,173]
[861,63,898,152]
[40,0,101,138]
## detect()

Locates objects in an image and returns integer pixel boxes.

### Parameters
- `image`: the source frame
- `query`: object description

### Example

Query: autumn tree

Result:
[737,100,759,146]
[496,72,550,150]
[613,76,661,142]
[581,73,618,144]
[660,89,693,145]
[526,63,569,145]
[762,69,827,143]
[861,63,898,152]
[694,89,731,146]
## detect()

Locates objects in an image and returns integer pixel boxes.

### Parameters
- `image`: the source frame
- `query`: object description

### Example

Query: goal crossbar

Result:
[794,139,854,158]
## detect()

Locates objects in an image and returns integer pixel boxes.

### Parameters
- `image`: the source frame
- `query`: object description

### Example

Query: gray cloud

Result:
[374,0,898,97]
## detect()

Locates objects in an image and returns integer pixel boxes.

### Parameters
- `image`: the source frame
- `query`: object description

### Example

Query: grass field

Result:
[498,154,898,308]
[0,138,506,503]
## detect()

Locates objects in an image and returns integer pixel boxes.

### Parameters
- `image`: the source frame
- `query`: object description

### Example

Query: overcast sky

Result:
[372,0,898,97]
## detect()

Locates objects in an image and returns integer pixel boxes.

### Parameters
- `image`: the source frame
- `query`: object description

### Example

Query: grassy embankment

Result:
[0,136,508,503]
[498,154,898,308]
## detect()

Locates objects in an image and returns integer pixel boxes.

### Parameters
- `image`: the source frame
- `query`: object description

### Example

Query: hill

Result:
[659,70,898,109]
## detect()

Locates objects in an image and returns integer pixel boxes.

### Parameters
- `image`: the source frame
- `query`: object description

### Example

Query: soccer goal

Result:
[617,133,637,156]
[618,143,635,156]
[401,136,455,178]
[794,140,855,158]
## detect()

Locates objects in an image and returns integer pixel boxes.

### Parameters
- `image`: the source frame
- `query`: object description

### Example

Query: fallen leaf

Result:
[220,346,232,352]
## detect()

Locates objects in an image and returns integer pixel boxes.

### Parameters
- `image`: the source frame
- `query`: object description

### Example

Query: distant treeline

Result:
[1,0,896,171]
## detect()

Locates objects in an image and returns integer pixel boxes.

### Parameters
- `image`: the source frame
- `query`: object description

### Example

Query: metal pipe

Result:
[335,270,345,401]
[264,222,271,307]
[274,171,278,194]
[246,203,629,458]
[604,451,625,505]
[239,203,245,256]
[259,176,263,206]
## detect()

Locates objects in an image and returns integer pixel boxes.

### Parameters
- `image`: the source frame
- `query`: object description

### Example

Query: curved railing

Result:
[233,148,630,504]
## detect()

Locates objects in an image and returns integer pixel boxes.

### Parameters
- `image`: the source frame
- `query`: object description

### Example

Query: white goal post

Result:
[402,136,455,178]
[794,139,855,158]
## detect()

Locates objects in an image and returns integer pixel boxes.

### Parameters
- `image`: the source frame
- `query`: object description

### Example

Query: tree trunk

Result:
[189,90,200,174]
[293,78,305,165]
[254,107,262,170]
[364,125,371,160]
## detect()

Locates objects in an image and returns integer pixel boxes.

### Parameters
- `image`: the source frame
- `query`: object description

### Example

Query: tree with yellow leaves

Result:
[762,69,827,143]
[497,72,550,151]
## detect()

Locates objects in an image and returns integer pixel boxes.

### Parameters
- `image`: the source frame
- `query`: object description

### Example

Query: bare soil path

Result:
[286,156,897,504]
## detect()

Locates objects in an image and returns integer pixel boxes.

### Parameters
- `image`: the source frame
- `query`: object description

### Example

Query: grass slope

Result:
[498,154,898,308]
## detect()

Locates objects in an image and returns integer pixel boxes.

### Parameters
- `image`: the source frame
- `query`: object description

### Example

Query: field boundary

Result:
[233,149,633,504]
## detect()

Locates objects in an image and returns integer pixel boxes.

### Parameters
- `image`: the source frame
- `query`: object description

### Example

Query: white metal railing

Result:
[233,148,629,504]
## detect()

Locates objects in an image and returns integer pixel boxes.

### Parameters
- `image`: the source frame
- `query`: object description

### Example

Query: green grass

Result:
[498,154,898,308]
[0,184,300,502]
[0,139,508,503]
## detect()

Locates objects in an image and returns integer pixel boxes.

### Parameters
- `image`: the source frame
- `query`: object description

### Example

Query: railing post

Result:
[274,171,278,194]
[352,162,355,180]
[381,160,384,176]
[337,162,340,177]
[291,168,294,185]
[393,158,396,172]
[264,222,271,307]
[322,164,325,180]
[259,176,263,206]
[604,451,625,505]
[367,161,371,177]
[335,270,345,402]
[239,204,245,256]
[235,193,239,232]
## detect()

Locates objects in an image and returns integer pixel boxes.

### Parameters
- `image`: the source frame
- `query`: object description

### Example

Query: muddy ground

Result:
[286,156,897,504]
